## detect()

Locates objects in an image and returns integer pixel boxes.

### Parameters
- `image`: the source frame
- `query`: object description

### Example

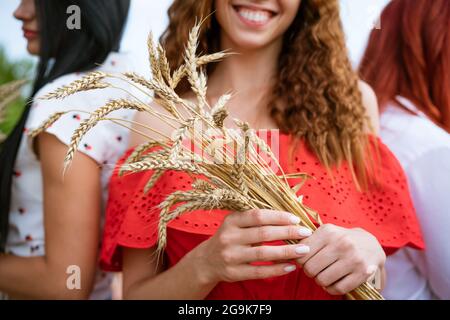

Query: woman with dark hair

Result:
[360,0,450,299]
[0,0,133,299]
[99,0,424,300]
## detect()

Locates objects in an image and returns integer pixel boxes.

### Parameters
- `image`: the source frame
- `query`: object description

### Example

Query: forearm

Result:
[0,254,91,299]
[124,250,218,300]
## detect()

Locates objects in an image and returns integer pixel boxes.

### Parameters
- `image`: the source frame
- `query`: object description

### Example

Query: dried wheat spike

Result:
[157,189,251,251]
[143,170,165,194]
[169,118,196,163]
[0,90,21,113]
[210,94,231,127]
[125,72,184,108]
[124,72,153,91]
[40,71,108,100]
[0,80,27,115]
[28,111,67,139]
[197,52,229,66]
[192,179,215,192]
[119,157,211,178]
[0,79,27,102]
[64,99,147,169]
[119,141,163,176]
[147,32,162,82]
[157,191,207,252]
[232,122,250,196]
[171,52,229,89]
[91,98,147,120]
[184,25,208,112]
[157,44,172,85]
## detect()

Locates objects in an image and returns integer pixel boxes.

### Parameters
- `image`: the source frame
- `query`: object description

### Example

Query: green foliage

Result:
[0,47,34,136]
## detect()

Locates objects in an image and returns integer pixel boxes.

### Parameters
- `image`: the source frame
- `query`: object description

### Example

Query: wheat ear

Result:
[28,111,67,139]
[63,99,147,170]
[40,71,108,100]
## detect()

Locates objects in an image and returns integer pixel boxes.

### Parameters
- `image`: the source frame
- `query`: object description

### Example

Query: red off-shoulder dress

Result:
[100,133,424,300]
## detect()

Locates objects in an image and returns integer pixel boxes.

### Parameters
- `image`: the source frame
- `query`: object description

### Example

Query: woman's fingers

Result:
[296,224,343,265]
[325,272,368,296]
[241,225,312,244]
[314,259,352,288]
[241,244,311,263]
[229,209,301,228]
[301,245,339,278]
[236,263,298,281]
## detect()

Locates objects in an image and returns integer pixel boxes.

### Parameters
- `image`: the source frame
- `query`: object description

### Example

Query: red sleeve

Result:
[100,149,162,271]
[347,137,425,255]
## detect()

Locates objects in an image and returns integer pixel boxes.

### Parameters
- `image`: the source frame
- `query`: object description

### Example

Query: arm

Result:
[405,148,450,299]
[0,133,102,299]
[122,246,216,300]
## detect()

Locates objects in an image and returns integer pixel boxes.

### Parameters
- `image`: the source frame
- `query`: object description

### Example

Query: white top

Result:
[380,97,450,300]
[5,52,138,300]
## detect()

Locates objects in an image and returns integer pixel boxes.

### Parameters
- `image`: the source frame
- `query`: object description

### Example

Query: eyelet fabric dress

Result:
[100,132,424,300]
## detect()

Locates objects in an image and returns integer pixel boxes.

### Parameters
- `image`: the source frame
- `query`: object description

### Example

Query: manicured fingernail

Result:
[284,265,297,273]
[298,227,312,237]
[289,215,301,224]
[295,245,310,255]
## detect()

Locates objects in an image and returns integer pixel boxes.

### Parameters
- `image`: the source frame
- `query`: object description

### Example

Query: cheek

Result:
[214,0,231,30]
[280,0,302,11]
[279,0,302,28]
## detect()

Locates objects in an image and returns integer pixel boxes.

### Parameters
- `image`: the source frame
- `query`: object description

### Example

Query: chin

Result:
[228,34,275,51]
[27,42,40,56]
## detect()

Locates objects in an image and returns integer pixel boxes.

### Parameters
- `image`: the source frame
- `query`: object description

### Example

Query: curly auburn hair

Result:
[160,0,373,188]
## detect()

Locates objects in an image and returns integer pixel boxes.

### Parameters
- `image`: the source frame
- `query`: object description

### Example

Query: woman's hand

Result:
[190,209,313,285]
[296,224,386,295]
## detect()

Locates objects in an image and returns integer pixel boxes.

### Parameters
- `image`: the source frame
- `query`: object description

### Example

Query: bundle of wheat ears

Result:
[0,79,27,142]
[30,23,383,300]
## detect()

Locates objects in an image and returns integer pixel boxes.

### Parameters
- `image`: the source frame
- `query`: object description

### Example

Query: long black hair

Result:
[0,0,131,252]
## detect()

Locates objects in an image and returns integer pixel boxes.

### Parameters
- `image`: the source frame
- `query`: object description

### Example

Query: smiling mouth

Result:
[232,5,277,26]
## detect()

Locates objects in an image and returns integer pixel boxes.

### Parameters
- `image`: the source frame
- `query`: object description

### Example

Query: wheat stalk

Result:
[34,22,383,300]
[40,71,108,100]
[62,99,147,171]
[28,111,67,139]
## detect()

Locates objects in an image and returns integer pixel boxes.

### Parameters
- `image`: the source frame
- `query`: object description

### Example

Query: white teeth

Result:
[237,8,270,23]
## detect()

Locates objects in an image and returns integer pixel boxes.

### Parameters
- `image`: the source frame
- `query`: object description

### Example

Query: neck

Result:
[208,35,281,99]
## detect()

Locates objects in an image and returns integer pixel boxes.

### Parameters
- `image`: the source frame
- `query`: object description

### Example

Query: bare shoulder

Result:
[358,80,380,134]
[128,100,177,148]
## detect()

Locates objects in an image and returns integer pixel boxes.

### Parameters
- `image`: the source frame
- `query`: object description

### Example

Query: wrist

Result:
[182,242,219,289]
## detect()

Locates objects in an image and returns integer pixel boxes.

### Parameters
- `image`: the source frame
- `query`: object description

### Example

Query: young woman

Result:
[100,0,424,299]
[360,0,450,300]
[0,0,134,299]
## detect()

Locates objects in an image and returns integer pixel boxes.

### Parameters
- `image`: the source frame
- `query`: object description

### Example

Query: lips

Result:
[23,28,39,39]
[233,5,277,26]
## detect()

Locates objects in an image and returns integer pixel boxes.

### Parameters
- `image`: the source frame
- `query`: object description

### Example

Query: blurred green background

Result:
[0,46,34,137]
